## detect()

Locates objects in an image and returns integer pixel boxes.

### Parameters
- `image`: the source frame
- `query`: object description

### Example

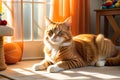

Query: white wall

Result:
[22,41,44,60]
[90,0,104,34]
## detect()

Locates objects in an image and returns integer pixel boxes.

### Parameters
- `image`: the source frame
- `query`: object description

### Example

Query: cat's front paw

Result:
[47,65,64,73]
[32,63,46,71]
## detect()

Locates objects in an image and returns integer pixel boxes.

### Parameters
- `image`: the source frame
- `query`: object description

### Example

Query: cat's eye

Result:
[58,30,63,36]
[48,30,53,36]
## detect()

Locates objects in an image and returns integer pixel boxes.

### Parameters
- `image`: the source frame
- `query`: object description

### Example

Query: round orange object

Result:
[4,43,22,64]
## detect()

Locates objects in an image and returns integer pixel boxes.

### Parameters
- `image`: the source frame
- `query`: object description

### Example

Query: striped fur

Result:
[32,17,120,73]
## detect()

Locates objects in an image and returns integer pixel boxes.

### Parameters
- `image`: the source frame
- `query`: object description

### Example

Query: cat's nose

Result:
[51,33,57,39]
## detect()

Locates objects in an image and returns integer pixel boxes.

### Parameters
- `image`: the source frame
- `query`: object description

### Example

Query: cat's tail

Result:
[95,34,104,49]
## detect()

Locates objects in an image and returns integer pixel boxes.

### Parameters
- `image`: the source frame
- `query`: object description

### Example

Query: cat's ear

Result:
[45,17,52,27]
[64,17,72,30]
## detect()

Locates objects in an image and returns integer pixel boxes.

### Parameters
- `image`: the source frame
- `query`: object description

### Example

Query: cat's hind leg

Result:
[105,50,120,66]
[105,57,120,66]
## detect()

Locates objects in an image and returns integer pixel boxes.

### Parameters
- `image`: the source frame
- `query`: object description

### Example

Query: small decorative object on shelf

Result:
[0,20,7,25]
[101,0,120,9]
[0,0,2,21]
[115,0,120,7]
[0,1,7,26]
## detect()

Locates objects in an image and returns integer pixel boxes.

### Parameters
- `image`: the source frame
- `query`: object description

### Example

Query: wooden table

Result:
[94,8,120,46]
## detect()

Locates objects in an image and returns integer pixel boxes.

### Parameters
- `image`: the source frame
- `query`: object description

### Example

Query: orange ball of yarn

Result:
[4,43,22,64]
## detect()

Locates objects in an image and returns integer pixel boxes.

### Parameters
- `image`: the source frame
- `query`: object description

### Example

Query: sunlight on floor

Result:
[11,68,35,75]
[78,71,120,79]
[11,68,91,79]
[0,60,118,80]
[11,67,120,80]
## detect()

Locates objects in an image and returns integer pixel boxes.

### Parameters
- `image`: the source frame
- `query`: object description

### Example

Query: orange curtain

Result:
[51,0,90,36]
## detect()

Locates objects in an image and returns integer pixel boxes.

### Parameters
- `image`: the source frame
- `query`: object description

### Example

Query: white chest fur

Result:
[46,48,58,63]
[44,39,71,63]
[51,49,58,59]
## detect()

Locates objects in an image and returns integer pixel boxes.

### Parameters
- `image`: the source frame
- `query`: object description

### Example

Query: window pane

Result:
[23,3,32,40]
[34,3,45,40]
[46,0,52,2]
[46,2,51,17]
[46,0,52,17]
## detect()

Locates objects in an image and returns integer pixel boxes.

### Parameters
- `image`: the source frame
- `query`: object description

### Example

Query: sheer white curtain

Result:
[3,0,50,60]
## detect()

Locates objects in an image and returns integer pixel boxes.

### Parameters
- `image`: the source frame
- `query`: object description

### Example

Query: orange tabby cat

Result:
[32,17,120,73]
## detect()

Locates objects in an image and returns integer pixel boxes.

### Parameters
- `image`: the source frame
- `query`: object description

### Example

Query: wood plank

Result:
[106,15,120,44]
[106,16,120,32]
[0,75,10,80]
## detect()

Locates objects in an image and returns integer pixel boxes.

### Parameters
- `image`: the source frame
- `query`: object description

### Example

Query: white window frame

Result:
[3,0,52,60]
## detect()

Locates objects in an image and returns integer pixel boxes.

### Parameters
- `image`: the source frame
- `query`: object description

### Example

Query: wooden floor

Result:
[0,75,10,80]
[0,60,120,80]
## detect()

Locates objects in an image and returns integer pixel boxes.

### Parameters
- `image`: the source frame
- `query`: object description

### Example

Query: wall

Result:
[90,0,104,34]
[22,41,44,60]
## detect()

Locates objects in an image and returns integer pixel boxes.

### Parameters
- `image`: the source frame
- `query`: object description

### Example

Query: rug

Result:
[0,60,120,80]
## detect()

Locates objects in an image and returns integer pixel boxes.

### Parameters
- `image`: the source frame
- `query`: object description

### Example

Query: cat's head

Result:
[44,17,72,46]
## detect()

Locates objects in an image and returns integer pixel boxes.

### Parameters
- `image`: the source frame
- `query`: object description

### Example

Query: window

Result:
[23,0,45,41]
[2,0,52,60]
[3,0,52,41]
